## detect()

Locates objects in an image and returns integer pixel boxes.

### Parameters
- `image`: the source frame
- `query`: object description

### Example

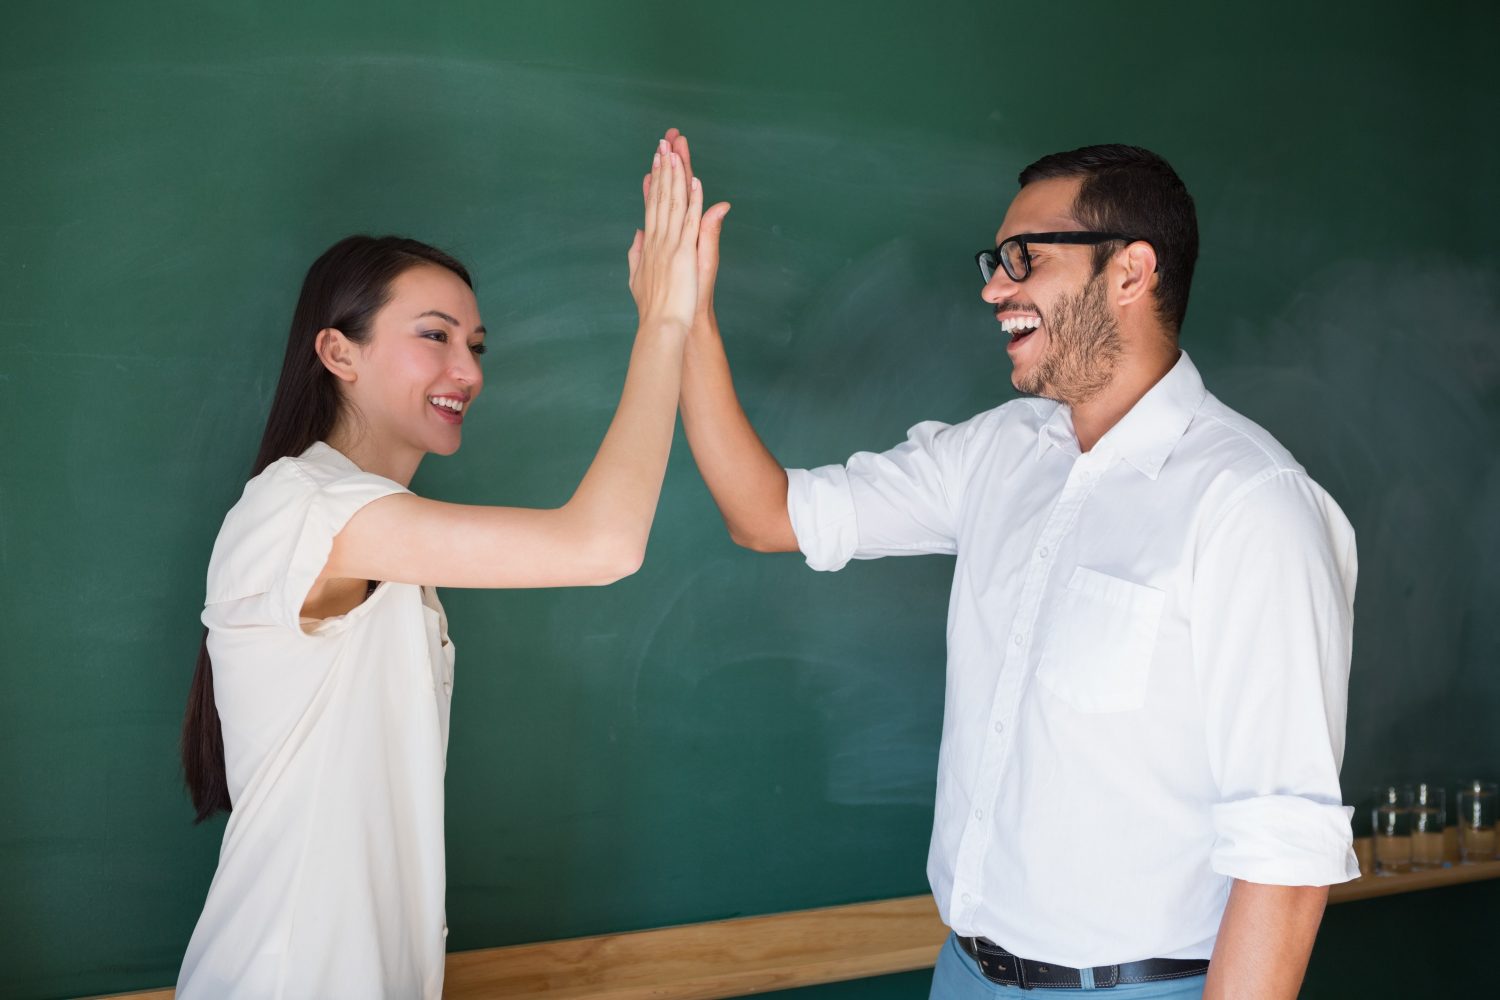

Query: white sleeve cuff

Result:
[785,466,860,572]
[1210,795,1361,886]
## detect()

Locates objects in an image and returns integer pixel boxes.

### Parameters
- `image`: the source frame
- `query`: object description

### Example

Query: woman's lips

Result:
[429,399,464,424]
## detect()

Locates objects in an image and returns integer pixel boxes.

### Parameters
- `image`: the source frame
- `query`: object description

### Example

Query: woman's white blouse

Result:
[178,442,455,1000]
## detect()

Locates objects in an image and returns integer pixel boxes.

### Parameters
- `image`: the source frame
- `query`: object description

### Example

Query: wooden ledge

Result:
[90,858,1500,1000]
[447,895,945,1000]
[1330,856,1500,903]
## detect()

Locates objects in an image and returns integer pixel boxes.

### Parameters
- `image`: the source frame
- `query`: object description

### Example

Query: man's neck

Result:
[1068,345,1181,453]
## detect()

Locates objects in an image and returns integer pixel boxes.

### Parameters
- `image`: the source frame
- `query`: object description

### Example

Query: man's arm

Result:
[680,309,797,552]
[1204,880,1328,1000]
[666,130,964,562]
[666,128,798,553]
[1191,471,1358,997]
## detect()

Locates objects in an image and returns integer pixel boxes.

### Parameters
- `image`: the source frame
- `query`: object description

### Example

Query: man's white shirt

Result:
[785,351,1359,968]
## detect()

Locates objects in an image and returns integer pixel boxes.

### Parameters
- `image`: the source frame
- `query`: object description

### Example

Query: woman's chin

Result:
[414,425,464,457]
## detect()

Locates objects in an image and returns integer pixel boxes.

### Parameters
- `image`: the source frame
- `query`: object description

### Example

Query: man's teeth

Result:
[1000,316,1042,335]
[429,396,464,412]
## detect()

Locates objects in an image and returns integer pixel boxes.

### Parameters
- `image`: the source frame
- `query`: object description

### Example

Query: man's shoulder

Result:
[907,397,1057,466]
[1185,392,1306,480]
[1179,392,1352,540]
[956,395,1059,437]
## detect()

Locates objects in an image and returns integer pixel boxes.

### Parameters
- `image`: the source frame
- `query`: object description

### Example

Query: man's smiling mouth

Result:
[1000,315,1042,345]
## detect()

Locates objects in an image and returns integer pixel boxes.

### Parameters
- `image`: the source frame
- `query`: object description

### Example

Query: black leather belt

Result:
[958,936,1209,990]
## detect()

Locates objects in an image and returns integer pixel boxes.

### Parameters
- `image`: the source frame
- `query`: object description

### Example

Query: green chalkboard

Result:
[2,2,1496,997]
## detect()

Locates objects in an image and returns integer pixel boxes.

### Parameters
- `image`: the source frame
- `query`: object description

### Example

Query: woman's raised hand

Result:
[318,134,717,595]
[627,138,702,334]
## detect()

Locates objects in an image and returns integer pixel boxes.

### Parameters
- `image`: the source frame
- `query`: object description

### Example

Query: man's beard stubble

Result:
[1015,270,1122,406]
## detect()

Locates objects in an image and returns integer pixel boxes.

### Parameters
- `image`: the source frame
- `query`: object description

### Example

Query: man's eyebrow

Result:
[415,309,485,335]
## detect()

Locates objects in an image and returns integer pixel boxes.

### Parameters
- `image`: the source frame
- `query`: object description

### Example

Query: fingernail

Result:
[692,177,700,190]
[659,139,669,153]
[653,152,660,167]
[671,152,680,166]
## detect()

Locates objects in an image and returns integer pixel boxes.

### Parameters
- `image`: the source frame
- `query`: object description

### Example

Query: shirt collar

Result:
[1035,404,1079,462]
[1034,351,1208,480]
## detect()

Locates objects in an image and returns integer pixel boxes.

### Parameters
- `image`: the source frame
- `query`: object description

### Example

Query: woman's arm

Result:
[323,138,703,589]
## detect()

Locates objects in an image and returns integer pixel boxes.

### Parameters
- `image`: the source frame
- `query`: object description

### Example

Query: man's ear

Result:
[315,328,359,383]
[1114,241,1160,311]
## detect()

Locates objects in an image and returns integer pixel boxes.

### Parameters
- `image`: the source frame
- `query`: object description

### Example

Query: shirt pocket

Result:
[1035,566,1165,714]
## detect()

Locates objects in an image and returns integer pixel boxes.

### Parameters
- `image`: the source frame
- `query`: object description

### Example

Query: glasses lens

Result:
[1000,239,1028,281]
[978,251,998,283]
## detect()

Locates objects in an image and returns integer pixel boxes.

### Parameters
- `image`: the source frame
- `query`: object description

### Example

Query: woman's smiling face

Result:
[343,263,487,459]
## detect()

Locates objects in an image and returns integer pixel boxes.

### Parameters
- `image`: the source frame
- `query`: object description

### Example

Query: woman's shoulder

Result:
[224,444,352,531]
[204,443,405,605]
[254,440,369,492]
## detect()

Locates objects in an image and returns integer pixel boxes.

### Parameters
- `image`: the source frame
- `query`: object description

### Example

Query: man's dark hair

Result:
[1018,144,1198,334]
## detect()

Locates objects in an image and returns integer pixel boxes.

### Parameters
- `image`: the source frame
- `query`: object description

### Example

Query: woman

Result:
[177,137,705,999]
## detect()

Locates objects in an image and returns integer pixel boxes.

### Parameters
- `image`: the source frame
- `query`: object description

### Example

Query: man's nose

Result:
[981,270,1020,305]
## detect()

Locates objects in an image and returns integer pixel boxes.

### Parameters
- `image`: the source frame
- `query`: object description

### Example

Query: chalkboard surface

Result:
[2,2,1496,997]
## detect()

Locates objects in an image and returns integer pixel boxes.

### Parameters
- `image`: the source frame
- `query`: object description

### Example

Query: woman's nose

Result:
[453,346,483,392]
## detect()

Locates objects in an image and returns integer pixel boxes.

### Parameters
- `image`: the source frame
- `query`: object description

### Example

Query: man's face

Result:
[982,177,1122,405]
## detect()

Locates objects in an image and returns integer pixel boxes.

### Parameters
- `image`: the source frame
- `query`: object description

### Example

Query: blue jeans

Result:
[929,933,1206,999]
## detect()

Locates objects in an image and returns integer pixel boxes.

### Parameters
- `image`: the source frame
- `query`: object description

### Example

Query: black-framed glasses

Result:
[975,231,1145,283]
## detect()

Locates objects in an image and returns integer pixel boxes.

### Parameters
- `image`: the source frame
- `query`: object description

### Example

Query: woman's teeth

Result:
[429,396,464,412]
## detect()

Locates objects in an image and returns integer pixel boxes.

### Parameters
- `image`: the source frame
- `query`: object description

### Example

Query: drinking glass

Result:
[1410,782,1446,869]
[1372,784,1414,875]
[1457,781,1497,864]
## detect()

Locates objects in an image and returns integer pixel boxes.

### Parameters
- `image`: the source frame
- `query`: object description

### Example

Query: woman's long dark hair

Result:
[182,235,473,822]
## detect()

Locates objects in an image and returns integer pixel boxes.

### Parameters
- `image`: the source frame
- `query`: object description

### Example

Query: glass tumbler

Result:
[1410,782,1446,869]
[1372,784,1414,875]
[1457,781,1497,864]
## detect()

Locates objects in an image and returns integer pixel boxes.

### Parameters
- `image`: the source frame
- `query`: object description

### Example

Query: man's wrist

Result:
[690,308,720,338]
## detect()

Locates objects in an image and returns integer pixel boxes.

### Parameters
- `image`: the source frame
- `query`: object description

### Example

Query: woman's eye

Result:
[470,343,487,356]
[422,330,448,343]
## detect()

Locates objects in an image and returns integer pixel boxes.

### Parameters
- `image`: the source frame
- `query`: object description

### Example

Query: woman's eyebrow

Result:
[415,309,485,335]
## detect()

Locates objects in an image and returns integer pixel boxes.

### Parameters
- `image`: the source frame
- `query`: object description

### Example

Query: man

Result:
[668,134,1358,998]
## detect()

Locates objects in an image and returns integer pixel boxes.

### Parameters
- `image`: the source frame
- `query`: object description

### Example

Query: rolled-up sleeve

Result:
[785,419,967,573]
[1192,469,1361,886]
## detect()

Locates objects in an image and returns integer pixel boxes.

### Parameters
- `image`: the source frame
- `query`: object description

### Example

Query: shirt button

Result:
[1013,633,1024,646]
[962,893,973,905]
[994,721,1005,734]
[975,808,984,820]
[1037,546,1049,559]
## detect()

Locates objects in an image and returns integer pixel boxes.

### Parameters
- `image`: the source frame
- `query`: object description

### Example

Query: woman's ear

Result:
[315,328,358,383]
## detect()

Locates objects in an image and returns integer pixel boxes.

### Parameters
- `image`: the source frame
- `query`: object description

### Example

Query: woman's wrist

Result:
[636,316,692,344]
